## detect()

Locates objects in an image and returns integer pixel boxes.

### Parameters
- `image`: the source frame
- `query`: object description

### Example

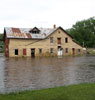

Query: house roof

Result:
[4,26,73,39]
[4,26,83,47]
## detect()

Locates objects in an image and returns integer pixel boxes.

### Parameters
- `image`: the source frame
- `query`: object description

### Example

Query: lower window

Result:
[65,48,68,53]
[50,48,54,54]
[78,49,80,52]
[39,48,42,54]
[15,49,18,55]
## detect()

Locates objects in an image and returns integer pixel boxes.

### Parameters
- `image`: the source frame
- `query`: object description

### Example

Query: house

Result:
[4,25,83,57]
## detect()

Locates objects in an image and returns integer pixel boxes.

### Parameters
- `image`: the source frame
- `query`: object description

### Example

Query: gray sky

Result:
[0,0,94,33]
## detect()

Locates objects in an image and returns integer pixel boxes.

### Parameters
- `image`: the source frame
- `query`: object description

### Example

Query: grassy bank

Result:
[86,48,95,55]
[0,83,95,100]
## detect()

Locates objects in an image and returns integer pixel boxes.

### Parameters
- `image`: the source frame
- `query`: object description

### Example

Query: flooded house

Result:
[4,25,83,57]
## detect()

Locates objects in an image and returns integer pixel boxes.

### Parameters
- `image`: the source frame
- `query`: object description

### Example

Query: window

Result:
[50,37,53,43]
[57,38,61,44]
[15,49,18,55]
[50,48,54,54]
[58,31,60,33]
[65,48,68,53]
[72,48,75,55]
[32,31,39,34]
[23,49,26,55]
[29,27,40,34]
[39,48,42,54]
[65,37,68,43]
[33,31,36,33]
[78,49,80,52]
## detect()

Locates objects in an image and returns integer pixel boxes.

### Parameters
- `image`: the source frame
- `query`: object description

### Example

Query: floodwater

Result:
[0,55,95,93]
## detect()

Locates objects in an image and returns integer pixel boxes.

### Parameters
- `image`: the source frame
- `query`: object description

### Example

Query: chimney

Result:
[53,24,56,28]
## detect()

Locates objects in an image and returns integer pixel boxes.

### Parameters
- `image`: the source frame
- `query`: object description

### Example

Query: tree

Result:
[0,34,3,41]
[66,17,95,48]
[0,34,4,49]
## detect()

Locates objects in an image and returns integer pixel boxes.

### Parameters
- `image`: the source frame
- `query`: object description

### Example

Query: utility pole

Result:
[83,42,84,47]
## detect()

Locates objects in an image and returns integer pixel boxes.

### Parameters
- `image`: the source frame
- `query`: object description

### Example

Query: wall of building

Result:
[4,31,9,57]
[8,28,83,57]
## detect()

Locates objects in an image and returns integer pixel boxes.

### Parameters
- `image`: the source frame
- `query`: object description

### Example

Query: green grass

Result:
[0,83,95,100]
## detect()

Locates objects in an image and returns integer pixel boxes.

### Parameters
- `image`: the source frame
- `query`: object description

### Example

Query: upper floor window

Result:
[57,38,61,44]
[65,37,68,43]
[58,31,60,33]
[32,31,38,33]
[29,27,40,34]
[50,37,53,43]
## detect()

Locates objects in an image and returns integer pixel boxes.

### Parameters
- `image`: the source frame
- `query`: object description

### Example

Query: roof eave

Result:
[7,37,44,40]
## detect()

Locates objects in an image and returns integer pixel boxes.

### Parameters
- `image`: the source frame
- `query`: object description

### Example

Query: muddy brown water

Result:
[0,55,95,93]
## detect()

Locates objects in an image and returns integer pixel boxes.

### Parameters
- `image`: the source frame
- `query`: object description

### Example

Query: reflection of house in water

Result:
[4,25,83,57]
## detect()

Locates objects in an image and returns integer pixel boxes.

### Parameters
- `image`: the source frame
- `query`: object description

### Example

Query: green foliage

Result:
[0,34,4,41]
[67,17,95,48]
[0,83,95,100]
[0,34,4,53]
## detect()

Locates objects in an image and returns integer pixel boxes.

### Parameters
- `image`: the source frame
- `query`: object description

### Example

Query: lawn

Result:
[0,83,95,100]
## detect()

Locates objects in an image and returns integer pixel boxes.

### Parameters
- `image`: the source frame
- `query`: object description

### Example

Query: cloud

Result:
[0,0,95,33]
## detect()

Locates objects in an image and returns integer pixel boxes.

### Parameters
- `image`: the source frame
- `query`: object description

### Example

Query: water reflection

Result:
[0,56,95,93]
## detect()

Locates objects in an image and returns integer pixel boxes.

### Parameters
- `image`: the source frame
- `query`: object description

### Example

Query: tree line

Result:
[0,34,4,51]
[0,34,3,41]
[66,17,95,48]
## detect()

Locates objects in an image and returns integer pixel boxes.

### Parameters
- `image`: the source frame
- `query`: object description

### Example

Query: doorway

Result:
[57,46,63,56]
[31,48,35,57]
[72,48,75,55]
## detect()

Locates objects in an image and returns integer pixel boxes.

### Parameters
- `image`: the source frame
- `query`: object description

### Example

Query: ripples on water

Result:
[0,55,95,93]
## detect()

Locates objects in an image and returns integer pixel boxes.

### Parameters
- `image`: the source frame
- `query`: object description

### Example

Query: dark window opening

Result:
[31,48,35,57]
[15,49,18,55]
[29,27,40,34]
[50,37,53,43]
[32,31,39,34]
[57,38,61,44]
[65,48,68,53]
[50,48,54,54]
[65,37,68,43]
[39,48,42,54]
[58,31,60,33]
[78,49,80,52]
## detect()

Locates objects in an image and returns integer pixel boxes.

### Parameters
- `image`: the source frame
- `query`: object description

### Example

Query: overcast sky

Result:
[0,0,94,33]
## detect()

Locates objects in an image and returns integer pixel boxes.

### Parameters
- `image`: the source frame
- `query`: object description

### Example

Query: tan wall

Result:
[8,28,83,57]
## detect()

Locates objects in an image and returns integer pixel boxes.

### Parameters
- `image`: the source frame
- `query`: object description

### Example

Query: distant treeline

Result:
[0,34,3,41]
[0,34,4,53]
[66,17,95,48]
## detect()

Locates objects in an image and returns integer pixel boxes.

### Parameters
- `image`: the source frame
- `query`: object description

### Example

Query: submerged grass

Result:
[0,83,95,100]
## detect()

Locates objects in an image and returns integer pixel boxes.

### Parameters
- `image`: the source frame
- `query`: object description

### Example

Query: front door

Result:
[31,48,35,57]
[58,46,63,56]
[72,48,75,55]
